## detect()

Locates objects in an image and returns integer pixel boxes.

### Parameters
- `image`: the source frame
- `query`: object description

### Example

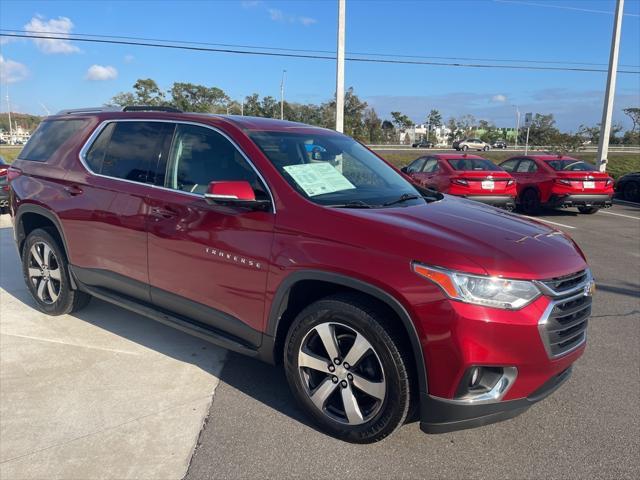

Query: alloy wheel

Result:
[297,322,386,425]
[27,241,62,304]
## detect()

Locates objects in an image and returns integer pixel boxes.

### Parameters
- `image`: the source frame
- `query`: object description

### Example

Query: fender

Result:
[14,203,77,289]
[266,269,429,395]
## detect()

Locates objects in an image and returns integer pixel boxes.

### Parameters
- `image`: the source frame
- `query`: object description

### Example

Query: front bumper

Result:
[463,195,515,210]
[547,194,612,208]
[420,366,572,433]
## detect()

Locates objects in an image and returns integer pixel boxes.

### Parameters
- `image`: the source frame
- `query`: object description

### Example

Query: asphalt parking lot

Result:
[185,202,640,480]
[0,203,638,480]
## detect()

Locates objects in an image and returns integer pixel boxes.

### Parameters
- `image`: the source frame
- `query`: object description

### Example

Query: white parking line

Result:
[601,211,640,220]
[520,216,576,229]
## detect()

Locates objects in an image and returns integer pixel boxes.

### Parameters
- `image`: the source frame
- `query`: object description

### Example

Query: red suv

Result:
[8,107,593,443]
[402,154,516,210]
[499,155,614,215]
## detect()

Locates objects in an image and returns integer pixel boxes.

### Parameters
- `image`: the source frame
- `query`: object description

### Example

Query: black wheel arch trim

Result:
[266,269,429,395]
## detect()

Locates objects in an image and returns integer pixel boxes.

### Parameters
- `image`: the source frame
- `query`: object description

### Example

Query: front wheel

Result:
[284,294,412,443]
[483,146,490,151]
[577,206,600,214]
[22,229,90,315]
[461,145,468,151]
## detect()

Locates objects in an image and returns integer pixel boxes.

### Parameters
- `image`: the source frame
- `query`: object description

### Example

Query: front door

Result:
[146,123,274,347]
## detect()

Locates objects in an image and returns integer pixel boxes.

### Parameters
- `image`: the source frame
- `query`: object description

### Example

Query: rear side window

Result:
[500,159,519,172]
[84,121,169,183]
[19,119,87,162]
[405,158,426,173]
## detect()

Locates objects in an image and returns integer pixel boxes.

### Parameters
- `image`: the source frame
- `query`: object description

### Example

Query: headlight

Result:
[412,263,541,310]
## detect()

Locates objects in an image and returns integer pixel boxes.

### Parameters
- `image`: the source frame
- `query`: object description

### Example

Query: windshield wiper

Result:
[329,200,376,209]
[383,193,422,207]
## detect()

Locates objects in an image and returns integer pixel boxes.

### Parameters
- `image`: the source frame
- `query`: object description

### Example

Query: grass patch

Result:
[0,147,23,163]
[374,149,640,179]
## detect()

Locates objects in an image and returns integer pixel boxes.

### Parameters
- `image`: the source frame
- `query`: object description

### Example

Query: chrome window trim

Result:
[78,118,276,213]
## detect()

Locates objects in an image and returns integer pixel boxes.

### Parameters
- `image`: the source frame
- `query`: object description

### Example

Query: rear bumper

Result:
[464,195,516,209]
[547,194,612,208]
[420,366,572,433]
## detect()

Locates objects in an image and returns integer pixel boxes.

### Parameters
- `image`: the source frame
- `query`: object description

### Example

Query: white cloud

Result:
[268,8,317,26]
[24,15,80,54]
[0,55,29,84]
[86,65,118,81]
[124,54,135,64]
[491,94,508,103]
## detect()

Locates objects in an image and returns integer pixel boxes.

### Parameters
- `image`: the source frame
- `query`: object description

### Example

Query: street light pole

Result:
[512,104,520,151]
[280,69,287,120]
[335,0,346,133]
[597,0,624,172]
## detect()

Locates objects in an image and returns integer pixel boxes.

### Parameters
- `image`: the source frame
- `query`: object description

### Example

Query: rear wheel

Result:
[284,294,412,443]
[461,145,468,151]
[577,206,600,214]
[22,229,90,315]
[520,189,541,215]
[623,181,639,202]
[483,146,490,151]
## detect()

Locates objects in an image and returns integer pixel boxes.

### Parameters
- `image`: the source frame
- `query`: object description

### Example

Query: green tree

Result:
[623,107,640,132]
[111,78,166,107]
[390,111,413,131]
[521,113,558,146]
[170,83,229,113]
[425,109,442,142]
[363,108,383,144]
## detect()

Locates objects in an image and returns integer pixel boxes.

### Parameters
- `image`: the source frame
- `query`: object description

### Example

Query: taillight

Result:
[554,179,572,186]
[606,178,613,186]
[0,168,7,177]
[451,178,468,186]
[7,166,22,182]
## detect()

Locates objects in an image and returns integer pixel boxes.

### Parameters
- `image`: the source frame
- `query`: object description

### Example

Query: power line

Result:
[1,32,639,74]
[2,28,639,68]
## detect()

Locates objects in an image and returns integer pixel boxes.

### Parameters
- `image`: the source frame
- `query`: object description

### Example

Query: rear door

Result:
[146,122,274,347]
[63,120,174,302]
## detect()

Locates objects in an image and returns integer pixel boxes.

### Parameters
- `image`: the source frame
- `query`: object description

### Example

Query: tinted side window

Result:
[500,159,519,172]
[87,121,168,183]
[406,158,426,173]
[516,160,537,173]
[423,158,438,173]
[19,119,87,162]
[166,124,266,197]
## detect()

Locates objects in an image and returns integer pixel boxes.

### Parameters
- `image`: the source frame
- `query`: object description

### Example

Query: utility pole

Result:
[335,0,346,132]
[597,0,624,172]
[6,85,14,145]
[280,69,287,120]
[512,105,520,150]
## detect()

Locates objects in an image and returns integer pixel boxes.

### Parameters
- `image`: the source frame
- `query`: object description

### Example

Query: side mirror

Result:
[204,181,270,210]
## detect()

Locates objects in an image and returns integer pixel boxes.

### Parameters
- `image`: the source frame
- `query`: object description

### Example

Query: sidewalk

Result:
[0,216,226,479]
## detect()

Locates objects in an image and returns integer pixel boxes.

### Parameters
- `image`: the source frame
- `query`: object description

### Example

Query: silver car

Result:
[452,138,490,152]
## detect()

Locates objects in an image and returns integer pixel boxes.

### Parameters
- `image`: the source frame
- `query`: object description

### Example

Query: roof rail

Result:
[56,106,122,115]
[122,106,183,113]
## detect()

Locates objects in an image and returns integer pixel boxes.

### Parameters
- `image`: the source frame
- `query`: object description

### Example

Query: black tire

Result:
[21,228,90,315]
[623,181,639,202]
[520,188,541,215]
[577,206,600,214]
[284,294,412,443]
[483,146,490,151]
[461,145,468,151]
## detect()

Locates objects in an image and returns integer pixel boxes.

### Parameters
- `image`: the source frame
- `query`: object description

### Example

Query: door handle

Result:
[150,206,178,219]
[64,185,83,196]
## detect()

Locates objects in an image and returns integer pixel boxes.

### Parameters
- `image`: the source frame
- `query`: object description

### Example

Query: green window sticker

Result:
[283,163,356,197]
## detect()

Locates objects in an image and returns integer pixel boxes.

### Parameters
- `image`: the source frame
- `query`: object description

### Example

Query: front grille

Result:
[540,294,591,357]
[541,270,588,295]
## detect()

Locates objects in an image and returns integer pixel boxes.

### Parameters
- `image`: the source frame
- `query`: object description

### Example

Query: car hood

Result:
[329,196,586,279]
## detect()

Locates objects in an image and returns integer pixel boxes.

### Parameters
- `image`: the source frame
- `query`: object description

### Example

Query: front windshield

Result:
[447,158,501,171]
[249,130,424,207]
[546,159,597,171]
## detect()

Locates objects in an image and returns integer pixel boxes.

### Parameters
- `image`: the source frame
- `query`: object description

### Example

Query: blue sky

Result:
[0,0,639,131]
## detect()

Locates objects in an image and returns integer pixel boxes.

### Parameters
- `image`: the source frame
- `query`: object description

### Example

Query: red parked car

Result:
[0,156,9,214]
[402,154,516,210]
[9,107,593,443]
[499,155,614,214]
